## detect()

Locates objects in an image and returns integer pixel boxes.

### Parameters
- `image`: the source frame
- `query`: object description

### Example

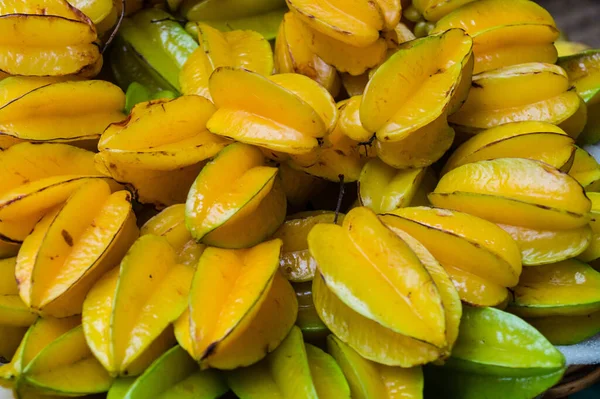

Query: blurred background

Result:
[538,0,600,47]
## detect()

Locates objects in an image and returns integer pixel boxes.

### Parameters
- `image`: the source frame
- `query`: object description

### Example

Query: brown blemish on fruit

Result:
[61,230,73,246]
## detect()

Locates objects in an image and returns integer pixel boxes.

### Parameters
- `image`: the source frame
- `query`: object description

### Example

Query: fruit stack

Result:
[0,0,600,398]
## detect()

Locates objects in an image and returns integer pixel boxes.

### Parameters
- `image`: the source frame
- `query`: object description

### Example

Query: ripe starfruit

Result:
[174,239,298,369]
[430,158,591,231]
[185,143,286,248]
[181,23,274,100]
[0,143,118,252]
[449,63,587,138]
[328,335,423,399]
[273,211,341,282]
[107,345,227,399]
[309,207,461,366]
[527,311,600,346]
[15,180,138,318]
[82,235,193,377]
[510,259,600,318]
[0,317,112,397]
[0,0,102,77]
[360,29,473,168]
[432,0,559,74]
[96,96,227,208]
[140,204,206,267]
[118,8,198,92]
[578,192,600,264]
[358,159,428,214]
[278,163,327,210]
[412,0,476,22]
[380,207,522,307]
[0,258,37,360]
[207,68,337,155]
[568,146,600,191]
[426,306,565,399]
[275,12,341,96]
[0,77,126,146]
[227,326,350,399]
[443,121,576,175]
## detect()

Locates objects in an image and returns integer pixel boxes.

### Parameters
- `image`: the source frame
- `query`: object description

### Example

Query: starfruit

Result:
[555,41,591,57]
[227,326,350,399]
[328,335,423,399]
[340,74,369,97]
[578,192,600,264]
[181,23,274,100]
[275,13,340,96]
[449,63,587,138]
[285,0,396,47]
[0,77,125,145]
[412,0,476,22]
[180,0,286,32]
[309,207,461,366]
[15,180,138,318]
[140,204,206,267]
[358,159,427,213]
[431,0,559,74]
[278,163,327,209]
[118,8,198,92]
[509,259,600,318]
[95,96,227,208]
[0,317,112,397]
[0,0,102,77]
[174,239,298,369]
[443,121,576,175]
[273,211,341,282]
[82,235,193,377]
[184,8,287,41]
[207,68,337,154]
[107,345,227,399]
[185,143,286,248]
[498,223,592,266]
[293,282,328,341]
[0,258,37,336]
[568,146,600,191]
[381,207,521,306]
[527,311,600,346]
[430,158,592,231]
[558,49,600,105]
[0,143,118,250]
[287,99,366,182]
[360,29,472,168]
[425,306,565,399]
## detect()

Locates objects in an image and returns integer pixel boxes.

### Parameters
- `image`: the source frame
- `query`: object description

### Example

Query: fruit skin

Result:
[107,345,227,399]
[82,235,192,377]
[207,68,336,155]
[293,282,329,341]
[175,239,298,370]
[526,311,600,346]
[118,9,198,92]
[185,8,287,41]
[380,207,521,307]
[450,63,585,138]
[558,49,600,105]
[181,23,274,100]
[430,158,592,231]
[185,143,287,249]
[413,0,477,22]
[227,326,350,399]
[275,12,340,96]
[569,146,600,191]
[0,0,102,77]
[327,334,424,399]
[0,77,126,145]
[424,306,565,399]
[509,259,600,318]
[431,0,559,74]
[15,180,138,318]
[182,0,286,23]
[442,121,575,175]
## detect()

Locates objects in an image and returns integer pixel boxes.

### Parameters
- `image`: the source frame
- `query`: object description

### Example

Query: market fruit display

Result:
[3,0,600,398]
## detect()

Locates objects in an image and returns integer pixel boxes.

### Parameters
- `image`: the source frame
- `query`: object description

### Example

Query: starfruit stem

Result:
[334,174,345,224]
[102,0,126,53]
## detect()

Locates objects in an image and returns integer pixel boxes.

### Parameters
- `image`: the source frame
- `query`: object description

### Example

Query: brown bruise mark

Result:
[61,229,74,246]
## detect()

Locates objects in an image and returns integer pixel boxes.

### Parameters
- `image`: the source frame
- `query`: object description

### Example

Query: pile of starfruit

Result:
[2,0,600,398]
